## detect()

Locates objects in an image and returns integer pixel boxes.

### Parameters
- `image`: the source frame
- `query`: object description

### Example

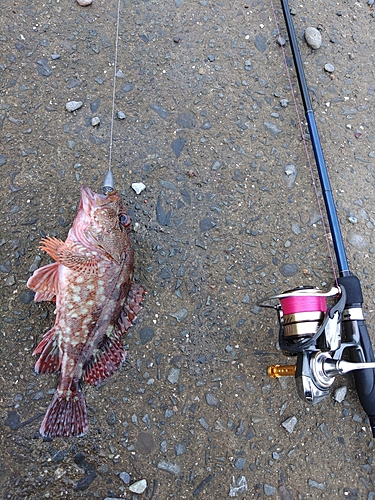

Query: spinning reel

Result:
[259,281,375,413]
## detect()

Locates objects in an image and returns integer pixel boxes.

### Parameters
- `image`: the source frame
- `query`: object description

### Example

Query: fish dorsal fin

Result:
[83,331,126,386]
[39,236,99,274]
[27,261,59,302]
[117,283,146,334]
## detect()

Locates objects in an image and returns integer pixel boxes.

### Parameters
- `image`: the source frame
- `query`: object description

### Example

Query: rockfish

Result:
[27,186,145,438]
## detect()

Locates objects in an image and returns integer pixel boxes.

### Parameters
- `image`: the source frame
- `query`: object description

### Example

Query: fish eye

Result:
[119,214,131,227]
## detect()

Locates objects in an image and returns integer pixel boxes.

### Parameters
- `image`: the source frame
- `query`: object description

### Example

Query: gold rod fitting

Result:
[267,364,296,378]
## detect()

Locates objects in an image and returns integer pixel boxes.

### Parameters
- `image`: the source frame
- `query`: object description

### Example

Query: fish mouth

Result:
[80,185,113,211]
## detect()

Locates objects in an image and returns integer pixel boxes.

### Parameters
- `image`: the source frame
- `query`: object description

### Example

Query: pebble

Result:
[139,327,154,344]
[304,27,322,49]
[264,121,282,136]
[119,472,131,484]
[117,111,126,120]
[229,476,248,497]
[234,458,246,470]
[333,386,347,403]
[66,101,83,112]
[280,99,289,107]
[149,103,170,120]
[91,116,100,127]
[347,230,368,250]
[167,367,181,385]
[171,137,186,157]
[282,164,298,188]
[264,484,277,496]
[176,112,195,129]
[174,443,186,456]
[157,461,180,475]
[77,0,93,5]
[129,479,147,494]
[169,308,188,322]
[279,263,298,277]
[308,479,324,490]
[281,416,297,433]
[132,182,146,194]
[205,393,219,406]
[324,63,335,73]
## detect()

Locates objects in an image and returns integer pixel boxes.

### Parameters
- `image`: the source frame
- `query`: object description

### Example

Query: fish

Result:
[27,186,145,438]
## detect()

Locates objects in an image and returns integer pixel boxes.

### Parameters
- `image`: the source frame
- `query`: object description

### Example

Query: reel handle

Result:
[338,276,375,438]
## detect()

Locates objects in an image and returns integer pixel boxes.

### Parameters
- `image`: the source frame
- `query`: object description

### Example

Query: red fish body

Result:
[27,186,145,438]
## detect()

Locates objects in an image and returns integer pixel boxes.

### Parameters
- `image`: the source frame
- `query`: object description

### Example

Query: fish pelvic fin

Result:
[117,283,146,333]
[39,386,88,438]
[39,236,99,275]
[33,327,62,374]
[27,261,59,301]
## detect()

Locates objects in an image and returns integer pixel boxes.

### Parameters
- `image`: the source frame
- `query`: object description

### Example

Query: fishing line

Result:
[269,0,338,285]
[102,0,121,194]
[108,0,122,173]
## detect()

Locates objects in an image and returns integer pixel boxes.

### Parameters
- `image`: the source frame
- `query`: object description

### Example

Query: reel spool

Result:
[258,286,343,354]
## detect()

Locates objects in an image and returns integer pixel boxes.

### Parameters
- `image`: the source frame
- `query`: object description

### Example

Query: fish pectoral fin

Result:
[39,236,99,274]
[83,332,126,386]
[117,283,146,333]
[27,262,59,301]
[33,327,62,374]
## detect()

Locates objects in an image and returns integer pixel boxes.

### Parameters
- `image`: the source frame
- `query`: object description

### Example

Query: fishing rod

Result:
[259,0,375,438]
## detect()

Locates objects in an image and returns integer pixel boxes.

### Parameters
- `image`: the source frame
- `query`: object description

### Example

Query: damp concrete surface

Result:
[1,0,375,498]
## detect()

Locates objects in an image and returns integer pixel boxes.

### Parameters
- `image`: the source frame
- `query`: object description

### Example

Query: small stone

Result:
[208,54,215,62]
[264,484,277,496]
[234,458,246,470]
[119,472,131,484]
[333,386,347,403]
[157,461,180,475]
[77,0,93,5]
[139,327,154,344]
[66,101,83,112]
[282,164,298,188]
[282,416,297,433]
[171,137,186,157]
[264,121,282,136]
[129,479,147,494]
[229,476,248,497]
[176,112,195,129]
[167,367,181,385]
[305,27,322,49]
[205,393,219,406]
[175,443,186,456]
[279,263,298,277]
[280,99,289,107]
[324,63,335,73]
[347,230,368,250]
[308,479,324,490]
[169,308,188,322]
[277,36,286,46]
[91,116,100,127]
[117,111,126,120]
[132,182,146,194]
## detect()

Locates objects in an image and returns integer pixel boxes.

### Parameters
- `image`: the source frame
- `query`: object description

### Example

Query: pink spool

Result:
[280,295,326,315]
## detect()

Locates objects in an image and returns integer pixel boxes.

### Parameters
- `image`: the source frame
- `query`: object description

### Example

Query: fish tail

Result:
[40,385,88,438]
